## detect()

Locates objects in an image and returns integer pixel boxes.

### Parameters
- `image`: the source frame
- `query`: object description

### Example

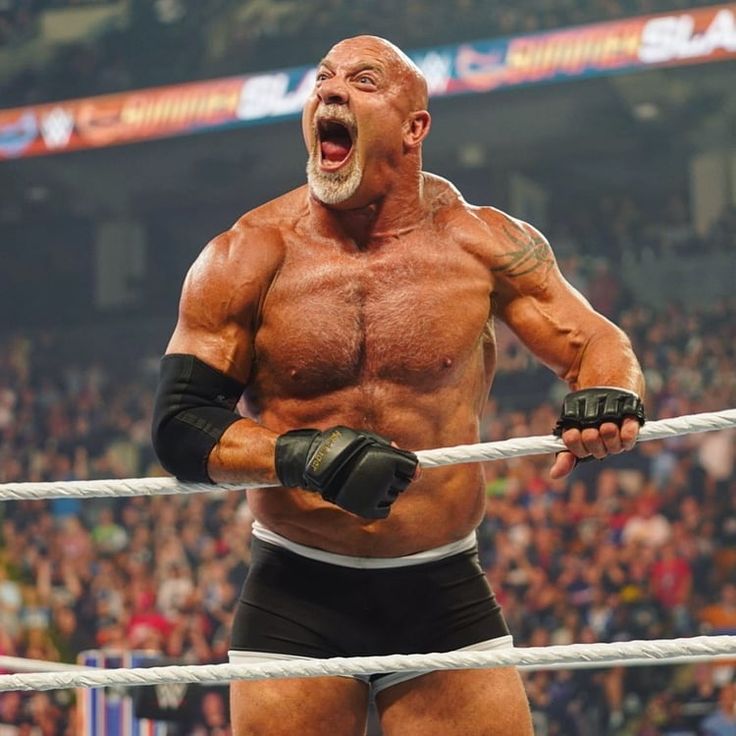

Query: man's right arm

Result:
[154,221,284,485]
[152,219,418,517]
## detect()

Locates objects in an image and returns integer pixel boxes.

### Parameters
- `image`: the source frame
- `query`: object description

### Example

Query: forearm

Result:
[151,354,279,485]
[213,421,419,521]
[573,324,645,397]
[207,417,279,484]
[549,322,646,480]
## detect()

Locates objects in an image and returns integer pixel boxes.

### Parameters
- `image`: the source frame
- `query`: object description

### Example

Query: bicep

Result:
[491,218,613,380]
[166,229,274,384]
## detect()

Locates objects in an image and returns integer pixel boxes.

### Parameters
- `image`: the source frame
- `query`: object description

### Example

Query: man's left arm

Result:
[484,211,645,479]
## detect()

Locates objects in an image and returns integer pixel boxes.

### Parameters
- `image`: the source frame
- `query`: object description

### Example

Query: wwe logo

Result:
[39,107,74,149]
[416,52,452,94]
[155,682,188,709]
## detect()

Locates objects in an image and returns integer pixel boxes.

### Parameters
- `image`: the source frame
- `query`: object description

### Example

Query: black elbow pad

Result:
[151,354,245,482]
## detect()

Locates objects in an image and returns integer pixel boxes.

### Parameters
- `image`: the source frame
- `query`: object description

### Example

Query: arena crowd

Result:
[2,0,735,731]
[0,223,734,734]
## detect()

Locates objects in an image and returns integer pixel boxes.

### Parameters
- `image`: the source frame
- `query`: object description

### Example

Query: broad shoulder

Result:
[422,173,533,238]
[180,187,311,317]
[422,172,466,216]
[423,174,552,266]
[471,205,551,259]
[194,185,310,284]
[471,206,558,297]
[233,185,310,235]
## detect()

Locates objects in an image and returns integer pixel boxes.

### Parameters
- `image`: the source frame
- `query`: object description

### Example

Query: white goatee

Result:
[306,143,363,205]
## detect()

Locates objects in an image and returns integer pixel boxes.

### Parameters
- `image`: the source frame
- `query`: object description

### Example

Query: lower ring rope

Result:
[1,636,735,692]
[0,656,95,673]
[0,408,734,501]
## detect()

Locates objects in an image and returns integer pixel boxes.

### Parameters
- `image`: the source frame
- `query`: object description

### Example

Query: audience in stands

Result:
[0,258,734,733]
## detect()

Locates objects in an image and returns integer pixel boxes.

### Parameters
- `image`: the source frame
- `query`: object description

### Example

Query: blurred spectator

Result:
[190,690,231,736]
[650,542,691,615]
[622,497,671,548]
[700,683,736,736]
[91,506,129,555]
[0,224,733,732]
[699,584,736,636]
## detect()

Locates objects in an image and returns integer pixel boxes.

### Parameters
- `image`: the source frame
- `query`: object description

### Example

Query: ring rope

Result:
[0,656,95,673]
[0,636,734,692]
[419,407,736,467]
[0,409,734,501]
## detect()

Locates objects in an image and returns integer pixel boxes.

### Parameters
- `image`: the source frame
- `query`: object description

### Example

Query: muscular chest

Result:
[254,237,492,394]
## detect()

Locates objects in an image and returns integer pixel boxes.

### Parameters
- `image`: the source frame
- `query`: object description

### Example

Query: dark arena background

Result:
[1,1,735,734]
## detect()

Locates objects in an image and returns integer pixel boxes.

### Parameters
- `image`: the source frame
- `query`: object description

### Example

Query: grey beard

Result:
[306,146,363,205]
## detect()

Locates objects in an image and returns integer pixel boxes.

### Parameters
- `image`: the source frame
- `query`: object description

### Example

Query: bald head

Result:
[324,35,428,110]
[304,35,432,206]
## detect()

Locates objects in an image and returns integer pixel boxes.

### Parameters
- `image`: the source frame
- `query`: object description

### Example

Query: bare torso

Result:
[169,171,640,559]
[245,175,499,555]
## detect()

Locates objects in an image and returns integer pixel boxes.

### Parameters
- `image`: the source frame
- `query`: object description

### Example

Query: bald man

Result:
[152,36,645,735]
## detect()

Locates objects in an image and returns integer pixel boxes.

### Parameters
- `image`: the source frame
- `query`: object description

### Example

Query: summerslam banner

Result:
[1,3,735,159]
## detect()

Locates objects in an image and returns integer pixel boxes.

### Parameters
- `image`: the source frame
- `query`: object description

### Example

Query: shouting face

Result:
[303,36,430,207]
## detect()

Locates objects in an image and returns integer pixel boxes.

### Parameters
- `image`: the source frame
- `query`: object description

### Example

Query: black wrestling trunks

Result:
[229,529,512,694]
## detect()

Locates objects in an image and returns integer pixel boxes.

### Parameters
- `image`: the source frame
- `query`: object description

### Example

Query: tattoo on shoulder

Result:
[491,224,554,278]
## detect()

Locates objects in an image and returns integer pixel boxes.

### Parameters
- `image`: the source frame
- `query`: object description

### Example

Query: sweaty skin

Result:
[167,37,643,557]
[165,35,644,736]
[169,176,641,557]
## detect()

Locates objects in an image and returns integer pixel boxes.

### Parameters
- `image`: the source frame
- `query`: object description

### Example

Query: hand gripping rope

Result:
[0,408,733,501]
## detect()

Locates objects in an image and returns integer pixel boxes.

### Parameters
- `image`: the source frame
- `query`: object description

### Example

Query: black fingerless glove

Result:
[553,387,646,436]
[274,426,418,519]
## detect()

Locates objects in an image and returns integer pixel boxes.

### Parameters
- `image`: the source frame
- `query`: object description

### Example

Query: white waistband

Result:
[251,521,477,569]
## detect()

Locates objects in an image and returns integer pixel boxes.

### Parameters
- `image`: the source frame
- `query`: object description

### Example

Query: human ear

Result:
[403,110,431,150]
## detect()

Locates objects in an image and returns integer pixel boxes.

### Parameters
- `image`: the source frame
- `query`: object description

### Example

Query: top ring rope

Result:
[0,408,734,501]
[0,636,735,692]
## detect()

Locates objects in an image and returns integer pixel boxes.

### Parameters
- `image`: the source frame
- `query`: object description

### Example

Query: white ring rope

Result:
[0,636,735,692]
[0,656,95,673]
[0,409,734,501]
[418,407,736,467]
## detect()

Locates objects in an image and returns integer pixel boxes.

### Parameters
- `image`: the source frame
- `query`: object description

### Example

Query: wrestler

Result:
[152,36,645,736]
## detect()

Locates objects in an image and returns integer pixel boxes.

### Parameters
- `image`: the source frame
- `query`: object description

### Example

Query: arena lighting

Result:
[632,102,661,120]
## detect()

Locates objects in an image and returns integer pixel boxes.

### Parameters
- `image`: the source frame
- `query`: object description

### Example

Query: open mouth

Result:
[317,119,354,168]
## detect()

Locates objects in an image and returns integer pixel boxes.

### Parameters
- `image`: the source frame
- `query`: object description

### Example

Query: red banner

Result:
[0,77,244,159]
